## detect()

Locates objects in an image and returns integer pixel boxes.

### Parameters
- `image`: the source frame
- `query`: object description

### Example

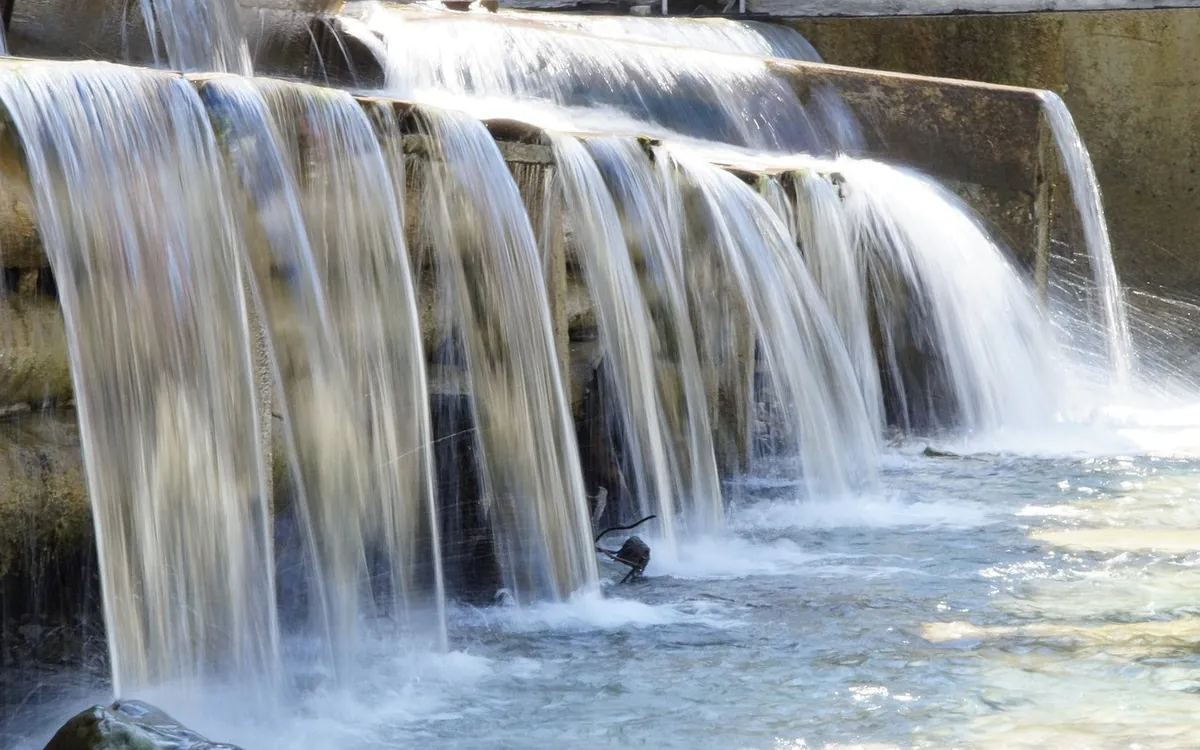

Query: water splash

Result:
[0,60,277,695]
[1040,91,1133,387]
[139,0,252,74]
[417,107,597,601]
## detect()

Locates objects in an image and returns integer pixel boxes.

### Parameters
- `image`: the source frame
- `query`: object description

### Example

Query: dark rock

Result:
[42,700,241,750]
[614,536,650,578]
[922,446,959,458]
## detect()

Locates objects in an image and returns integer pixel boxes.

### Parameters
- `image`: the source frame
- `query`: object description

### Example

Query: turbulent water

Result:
[11,391,1200,749]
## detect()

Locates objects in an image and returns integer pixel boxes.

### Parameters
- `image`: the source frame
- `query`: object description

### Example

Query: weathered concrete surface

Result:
[0,411,87,582]
[769,58,1051,270]
[744,0,1200,17]
[790,9,1200,298]
[484,0,1200,15]
[0,294,71,407]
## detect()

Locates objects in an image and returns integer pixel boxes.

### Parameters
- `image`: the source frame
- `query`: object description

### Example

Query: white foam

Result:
[133,647,498,750]
[731,493,993,532]
[451,589,732,632]
[646,533,832,580]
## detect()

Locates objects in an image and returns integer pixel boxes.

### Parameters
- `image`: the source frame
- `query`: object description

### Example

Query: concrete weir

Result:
[0,37,1067,633]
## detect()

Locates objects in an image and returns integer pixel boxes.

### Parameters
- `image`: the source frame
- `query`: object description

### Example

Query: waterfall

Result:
[664,146,880,494]
[551,134,691,545]
[0,60,278,695]
[338,5,831,153]
[492,11,823,61]
[200,75,447,675]
[775,171,885,435]
[417,107,597,602]
[833,158,1061,433]
[0,9,1134,717]
[1040,91,1133,387]
[584,136,723,532]
[140,0,252,74]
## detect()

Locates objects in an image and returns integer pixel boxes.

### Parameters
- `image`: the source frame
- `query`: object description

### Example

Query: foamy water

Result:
[10,366,1200,749]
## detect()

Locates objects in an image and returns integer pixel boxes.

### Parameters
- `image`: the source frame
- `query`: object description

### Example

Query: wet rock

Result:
[922,445,959,458]
[614,536,650,580]
[43,700,241,750]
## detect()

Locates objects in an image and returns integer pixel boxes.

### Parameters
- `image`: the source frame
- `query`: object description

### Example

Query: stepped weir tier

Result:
[2,1,1200,748]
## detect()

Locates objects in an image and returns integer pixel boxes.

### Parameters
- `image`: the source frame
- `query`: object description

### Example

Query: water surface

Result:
[11,403,1200,750]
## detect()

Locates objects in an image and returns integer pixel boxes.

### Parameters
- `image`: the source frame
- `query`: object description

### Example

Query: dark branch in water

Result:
[593,514,657,544]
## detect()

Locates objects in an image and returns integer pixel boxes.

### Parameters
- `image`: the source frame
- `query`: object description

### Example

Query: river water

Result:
[9,380,1200,750]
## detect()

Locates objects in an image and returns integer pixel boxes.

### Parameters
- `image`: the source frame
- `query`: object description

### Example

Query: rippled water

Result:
[10,393,1200,749]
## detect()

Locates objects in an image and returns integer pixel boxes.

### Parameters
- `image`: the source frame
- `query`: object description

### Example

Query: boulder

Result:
[42,700,242,750]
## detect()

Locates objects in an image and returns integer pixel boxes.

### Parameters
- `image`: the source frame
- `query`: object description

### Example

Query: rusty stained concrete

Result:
[790,9,1200,300]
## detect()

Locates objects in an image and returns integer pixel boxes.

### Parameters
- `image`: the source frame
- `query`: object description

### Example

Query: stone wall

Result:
[789,9,1200,299]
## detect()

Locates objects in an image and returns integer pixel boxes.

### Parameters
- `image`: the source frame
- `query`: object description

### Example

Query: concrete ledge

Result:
[495,0,1200,15]
[768,57,1052,269]
[745,0,1200,18]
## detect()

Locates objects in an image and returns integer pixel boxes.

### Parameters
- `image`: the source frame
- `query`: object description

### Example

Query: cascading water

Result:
[1040,91,1134,387]
[583,136,723,532]
[139,0,252,74]
[338,5,834,153]
[417,108,597,602]
[0,7,1167,748]
[0,60,278,696]
[200,75,447,675]
[663,146,880,493]
[551,135,687,544]
[496,10,823,61]
[776,170,884,434]
[833,158,1062,434]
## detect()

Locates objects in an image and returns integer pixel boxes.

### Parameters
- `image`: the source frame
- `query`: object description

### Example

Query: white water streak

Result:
[666,146,881,496]
[1040,91,1133,386]
[140,0,252,74]
[0,61,277,694]
[585,136,724,531]
[420,108,597,601]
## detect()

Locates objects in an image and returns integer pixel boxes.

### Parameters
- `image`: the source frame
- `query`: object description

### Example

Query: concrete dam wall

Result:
[789,8,1200,301]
